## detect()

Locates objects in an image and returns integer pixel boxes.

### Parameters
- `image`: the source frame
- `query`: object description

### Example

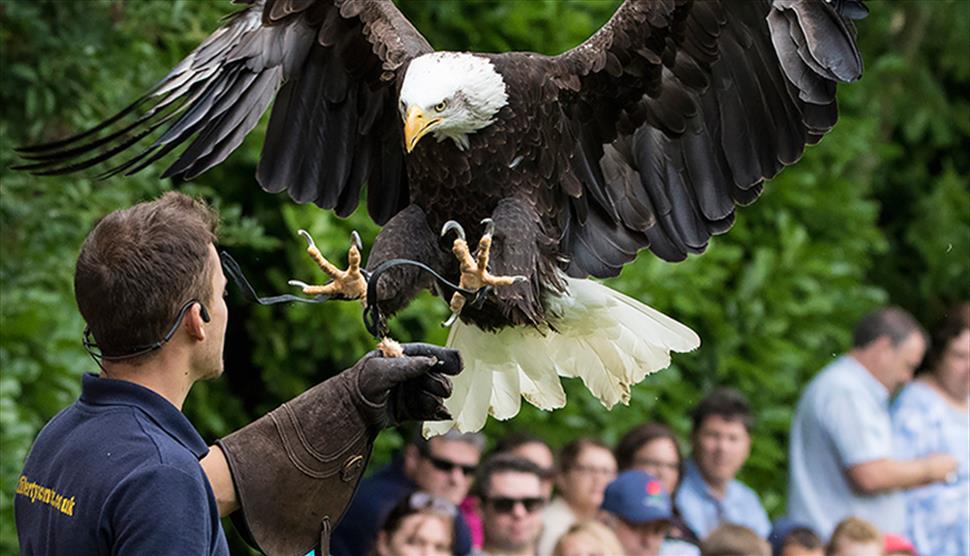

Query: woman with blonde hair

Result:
[552,520,625,556]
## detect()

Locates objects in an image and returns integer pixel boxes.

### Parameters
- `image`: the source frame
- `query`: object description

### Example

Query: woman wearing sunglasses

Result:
[374,491,458,556]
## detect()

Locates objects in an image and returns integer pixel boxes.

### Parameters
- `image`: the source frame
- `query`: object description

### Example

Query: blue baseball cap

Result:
[601,470,672,524]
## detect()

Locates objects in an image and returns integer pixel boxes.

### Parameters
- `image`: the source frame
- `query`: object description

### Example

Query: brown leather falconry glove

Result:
[216,343,461,556]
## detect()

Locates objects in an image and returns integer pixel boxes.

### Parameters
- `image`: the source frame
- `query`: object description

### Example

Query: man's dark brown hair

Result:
[691,387,753,433]
[474,454,545,499]
[75,192,218,362]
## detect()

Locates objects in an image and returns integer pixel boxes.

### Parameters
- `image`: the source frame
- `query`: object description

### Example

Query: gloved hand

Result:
[216,344,462,556]
[355,342,461,427]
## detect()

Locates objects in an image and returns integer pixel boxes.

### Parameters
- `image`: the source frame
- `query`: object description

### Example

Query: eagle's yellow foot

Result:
[440,218,527,326]
[288,229,367,300]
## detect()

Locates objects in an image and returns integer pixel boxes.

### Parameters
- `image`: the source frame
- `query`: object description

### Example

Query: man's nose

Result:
[449,466,466,482]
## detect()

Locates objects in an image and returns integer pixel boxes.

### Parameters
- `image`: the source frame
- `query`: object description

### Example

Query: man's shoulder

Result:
[28,402,152,462]
[801,358,870,405]
[133,413,207,468]
[89,401,203,468]
[729,477,766,506]
[25,401,202,491]
[111,461,209,501]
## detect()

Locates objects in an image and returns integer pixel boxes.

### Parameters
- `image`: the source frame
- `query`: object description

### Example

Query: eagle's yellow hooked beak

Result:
[403,105,441,153]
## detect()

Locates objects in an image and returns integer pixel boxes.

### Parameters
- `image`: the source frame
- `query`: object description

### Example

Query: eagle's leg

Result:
[365,204,449,316]
[441,218,527,324]
[287,229,367,300]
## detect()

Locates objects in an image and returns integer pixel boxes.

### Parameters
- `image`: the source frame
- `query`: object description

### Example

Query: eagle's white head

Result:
[399,52,509,153]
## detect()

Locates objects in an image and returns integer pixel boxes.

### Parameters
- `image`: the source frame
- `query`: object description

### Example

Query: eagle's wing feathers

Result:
[548,0,865,275]
[15,0,433,225]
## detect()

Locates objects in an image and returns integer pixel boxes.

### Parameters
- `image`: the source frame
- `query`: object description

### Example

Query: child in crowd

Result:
[769,518,824,556]
[552,521,625,556]
[700,523,770,556]
[825,517,882,556]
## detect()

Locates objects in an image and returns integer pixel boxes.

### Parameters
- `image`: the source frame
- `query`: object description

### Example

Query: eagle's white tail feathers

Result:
[422,278,699,437]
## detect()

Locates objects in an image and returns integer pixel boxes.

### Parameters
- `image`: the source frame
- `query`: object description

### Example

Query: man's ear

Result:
[184,303,208,342]
[873,335,894,353]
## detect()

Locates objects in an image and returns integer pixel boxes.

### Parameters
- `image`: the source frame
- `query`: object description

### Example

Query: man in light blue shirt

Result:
[787,306,957,539]
[675,388,770,539]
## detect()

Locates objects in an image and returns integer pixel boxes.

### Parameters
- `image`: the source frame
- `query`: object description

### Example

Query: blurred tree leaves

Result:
[1,0,968,552]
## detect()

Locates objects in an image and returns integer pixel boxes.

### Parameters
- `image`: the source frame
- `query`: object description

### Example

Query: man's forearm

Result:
[201,444,240,517]
[847,457,943,494]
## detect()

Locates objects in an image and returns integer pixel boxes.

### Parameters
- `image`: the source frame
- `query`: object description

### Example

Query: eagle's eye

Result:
[434,101,447,112]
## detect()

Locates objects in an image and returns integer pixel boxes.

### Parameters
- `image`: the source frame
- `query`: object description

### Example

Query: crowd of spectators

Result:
[331,303,969,556]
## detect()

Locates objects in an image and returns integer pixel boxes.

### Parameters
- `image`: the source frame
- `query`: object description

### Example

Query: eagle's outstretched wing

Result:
[15,0,431,225]
[548,0,866,277]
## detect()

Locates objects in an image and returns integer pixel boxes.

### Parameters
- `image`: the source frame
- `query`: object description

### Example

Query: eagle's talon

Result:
[442,219,529,321]
[442,311,460,328]
[480,218,495,238]
[469,286,492,309]
[297,229,316,249]
[289,230,368,300]
[441,220,465,241]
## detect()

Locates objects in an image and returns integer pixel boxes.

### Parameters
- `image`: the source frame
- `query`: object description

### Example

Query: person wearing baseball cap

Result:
[601,470,700,556]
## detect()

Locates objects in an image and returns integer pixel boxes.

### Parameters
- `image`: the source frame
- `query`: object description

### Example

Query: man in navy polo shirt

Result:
[15,192,462,555]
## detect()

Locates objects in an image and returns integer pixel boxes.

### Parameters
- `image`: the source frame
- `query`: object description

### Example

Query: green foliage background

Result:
[1,0,968,553]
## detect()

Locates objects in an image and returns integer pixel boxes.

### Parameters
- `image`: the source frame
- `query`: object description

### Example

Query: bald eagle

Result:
[17,0,867,434]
